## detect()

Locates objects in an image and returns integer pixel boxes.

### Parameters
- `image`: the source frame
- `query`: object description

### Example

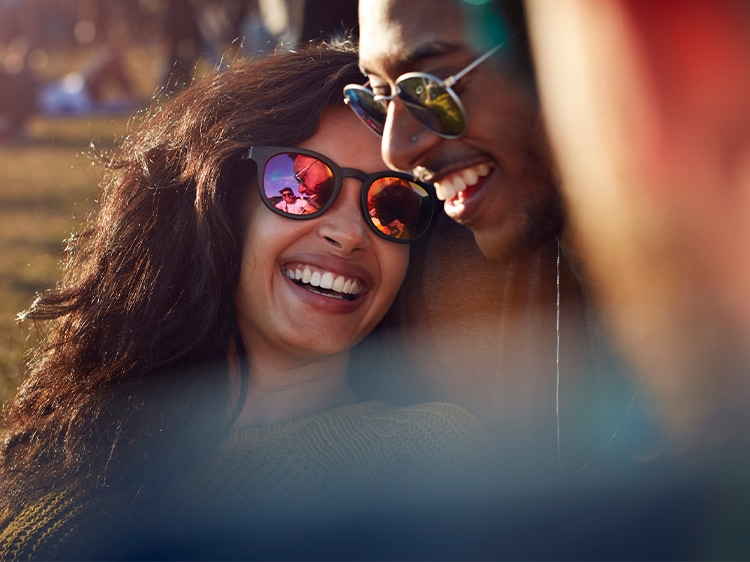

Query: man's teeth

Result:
[285,266,362,296]
[434,163,493,201]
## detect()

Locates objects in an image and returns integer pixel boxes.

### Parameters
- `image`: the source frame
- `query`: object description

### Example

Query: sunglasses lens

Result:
[397,76,465,137]
[256,149,433,242]
[367,177,434,241]
[262,152,335,216]
[344,86,387,136]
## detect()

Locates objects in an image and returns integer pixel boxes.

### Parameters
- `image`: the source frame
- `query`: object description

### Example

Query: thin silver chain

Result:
[556,239,562,471]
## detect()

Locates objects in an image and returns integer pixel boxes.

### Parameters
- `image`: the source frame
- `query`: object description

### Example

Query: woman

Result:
[0,45,491,559]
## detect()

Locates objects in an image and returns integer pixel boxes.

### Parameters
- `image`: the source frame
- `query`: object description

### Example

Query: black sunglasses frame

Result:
[244,146,436,244]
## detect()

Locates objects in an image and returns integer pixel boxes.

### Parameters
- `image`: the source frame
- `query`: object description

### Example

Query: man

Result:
[351,0,651,477]
[274,187,307,214]
[354,0,560,262]
[293,153,335,211]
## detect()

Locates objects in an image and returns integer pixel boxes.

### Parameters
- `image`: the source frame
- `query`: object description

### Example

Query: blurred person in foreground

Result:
[528,0,750,465]
[525,0,750,557]
[348,0,655,480]
[0,44,491,560]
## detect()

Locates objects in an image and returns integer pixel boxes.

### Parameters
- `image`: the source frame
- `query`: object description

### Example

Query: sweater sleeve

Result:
[0,489,137,561]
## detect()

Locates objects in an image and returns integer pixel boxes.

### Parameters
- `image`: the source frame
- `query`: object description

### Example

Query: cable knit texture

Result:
[0,401,491,560]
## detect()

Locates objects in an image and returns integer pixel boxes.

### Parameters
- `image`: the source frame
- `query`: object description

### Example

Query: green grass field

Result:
[0,115,130,402]
[0,41,246,403]
[0,42,167,403]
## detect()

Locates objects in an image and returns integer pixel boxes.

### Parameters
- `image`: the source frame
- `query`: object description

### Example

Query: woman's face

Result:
[236,107,410,367]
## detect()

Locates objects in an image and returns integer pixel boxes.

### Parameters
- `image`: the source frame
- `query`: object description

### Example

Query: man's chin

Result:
[472,227,544,264]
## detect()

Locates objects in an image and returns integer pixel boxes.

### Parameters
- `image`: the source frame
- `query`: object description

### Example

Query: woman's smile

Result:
[282,263,365,301]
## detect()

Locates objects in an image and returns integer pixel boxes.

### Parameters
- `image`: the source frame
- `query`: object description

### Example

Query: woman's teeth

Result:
[434,162,493,201]
[285,266,363,299]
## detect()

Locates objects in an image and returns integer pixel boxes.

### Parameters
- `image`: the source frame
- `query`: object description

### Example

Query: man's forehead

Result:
[358,0,467,74]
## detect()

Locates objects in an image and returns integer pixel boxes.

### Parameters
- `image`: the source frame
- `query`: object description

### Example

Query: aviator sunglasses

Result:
[244,146,436,243]
[343,43,507,139]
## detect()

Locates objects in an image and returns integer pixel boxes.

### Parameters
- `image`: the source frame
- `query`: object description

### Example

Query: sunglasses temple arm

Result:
[445,44,503,87]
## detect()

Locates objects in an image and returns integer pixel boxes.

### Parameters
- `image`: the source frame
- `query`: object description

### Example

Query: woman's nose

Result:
[316,180,370,252]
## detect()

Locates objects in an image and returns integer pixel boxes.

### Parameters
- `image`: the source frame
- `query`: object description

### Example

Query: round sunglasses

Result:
[343,44,505,139]
[244,146,436,243]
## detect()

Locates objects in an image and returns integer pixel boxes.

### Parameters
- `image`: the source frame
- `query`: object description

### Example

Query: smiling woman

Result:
[233,108,417,426]
[0,44,492,559]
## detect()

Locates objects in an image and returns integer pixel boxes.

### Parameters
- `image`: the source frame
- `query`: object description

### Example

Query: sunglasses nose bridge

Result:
[316,173,372,251]
[372,91,396,105]
[339,168,368,183]
[373,87,425,129]
[338,168,394,235]
[332,168,369,212]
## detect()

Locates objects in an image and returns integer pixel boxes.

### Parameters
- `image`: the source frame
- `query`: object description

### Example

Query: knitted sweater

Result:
[0,401,492,560]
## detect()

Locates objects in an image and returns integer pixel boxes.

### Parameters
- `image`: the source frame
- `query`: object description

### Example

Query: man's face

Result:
[358,0,562,261]
[293,155,332,198]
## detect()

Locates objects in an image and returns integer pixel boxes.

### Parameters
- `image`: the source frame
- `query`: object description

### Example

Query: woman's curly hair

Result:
[0,43,364,515]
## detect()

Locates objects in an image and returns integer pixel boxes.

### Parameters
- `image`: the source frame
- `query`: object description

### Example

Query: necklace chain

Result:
[555,239,562,471]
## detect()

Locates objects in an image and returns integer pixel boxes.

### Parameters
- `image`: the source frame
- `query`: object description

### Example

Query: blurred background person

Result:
[274,186,307,214]
[0,0,358,121]
[0,62,36,140]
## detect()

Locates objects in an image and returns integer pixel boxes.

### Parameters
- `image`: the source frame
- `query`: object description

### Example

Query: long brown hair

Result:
[0,44,364,513]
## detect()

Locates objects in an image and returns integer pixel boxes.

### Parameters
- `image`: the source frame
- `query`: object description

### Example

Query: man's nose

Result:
[381,97,441,173]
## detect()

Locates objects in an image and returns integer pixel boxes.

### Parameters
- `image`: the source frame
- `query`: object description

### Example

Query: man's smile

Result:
[433,162,495,201]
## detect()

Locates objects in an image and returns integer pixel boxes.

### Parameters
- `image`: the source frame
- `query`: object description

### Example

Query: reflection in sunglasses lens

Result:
[345,88,387,135]
[264,153,336,217]
[399,77,464,136]
[367,178,431,240]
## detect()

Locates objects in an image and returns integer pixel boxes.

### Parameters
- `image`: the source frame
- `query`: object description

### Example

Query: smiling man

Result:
[352,0,561,261]
[348,0,654,479]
